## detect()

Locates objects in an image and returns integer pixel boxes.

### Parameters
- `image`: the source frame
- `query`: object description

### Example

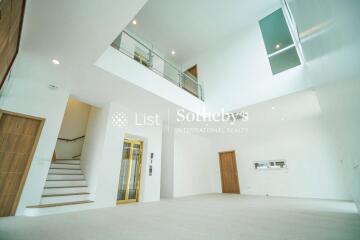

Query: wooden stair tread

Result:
[42,192,90,197]
[27,200,94,208]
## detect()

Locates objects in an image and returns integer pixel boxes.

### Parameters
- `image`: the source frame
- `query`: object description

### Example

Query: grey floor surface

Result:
[0,194,359,240]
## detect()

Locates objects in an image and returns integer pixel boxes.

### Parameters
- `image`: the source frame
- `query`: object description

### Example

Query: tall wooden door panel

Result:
[0,111,44,216]
[0,0,26,89]
[219,151,240,194]
[0,0,11,53]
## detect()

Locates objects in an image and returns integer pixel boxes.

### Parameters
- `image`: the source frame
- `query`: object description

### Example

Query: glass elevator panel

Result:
[117,140,143,203]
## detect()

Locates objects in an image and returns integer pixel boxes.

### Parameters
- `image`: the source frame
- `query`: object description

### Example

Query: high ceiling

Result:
[14,0,356,123]
[12,0,179,115]
[127,0,281,64]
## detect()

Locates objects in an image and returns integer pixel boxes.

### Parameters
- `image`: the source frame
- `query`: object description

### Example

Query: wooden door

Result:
[219,151,240,194]
[183,65,199,97]
[0,111,44,216]
[185,65,198,79]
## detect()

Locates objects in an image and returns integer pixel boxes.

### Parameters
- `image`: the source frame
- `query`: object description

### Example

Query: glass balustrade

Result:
[111,31,204,100]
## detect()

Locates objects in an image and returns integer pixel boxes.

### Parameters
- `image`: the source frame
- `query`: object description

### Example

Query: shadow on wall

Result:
[288,0,360,211]
[54,98,91,160]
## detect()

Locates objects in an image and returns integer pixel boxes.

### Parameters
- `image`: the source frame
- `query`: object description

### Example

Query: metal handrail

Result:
[123,30,184,80]
[57,135,85,142]
[112,31,204,100]
[123,30,153,52]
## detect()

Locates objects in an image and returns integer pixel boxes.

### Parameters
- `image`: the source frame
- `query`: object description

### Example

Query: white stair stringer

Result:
[25,160,94,216]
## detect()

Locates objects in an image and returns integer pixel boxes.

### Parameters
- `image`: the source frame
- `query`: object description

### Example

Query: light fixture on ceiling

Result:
[48,84,58,90]
[271,106,276,110]
[281,117,286,121]
[52,59,60,65]
[132,19,137,25]
[171,50,176,55]
[275,44,281,49]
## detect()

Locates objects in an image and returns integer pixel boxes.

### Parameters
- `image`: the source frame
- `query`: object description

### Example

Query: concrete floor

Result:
[0,194,359,240]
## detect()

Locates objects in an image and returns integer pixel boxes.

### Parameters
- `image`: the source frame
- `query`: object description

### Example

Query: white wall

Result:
[160,129,219,198]
[172,131,218,197]
[55,98,90,159]
[286,0,360,211]
[80,106,108,197]
[211,116,350,200]
[0,64,69,215]
[174,0,358,205]
[315,79,360,209]
[183,21,312,112]
[160,123,175,198]
[81,102,163,208]
[160,111,349,201]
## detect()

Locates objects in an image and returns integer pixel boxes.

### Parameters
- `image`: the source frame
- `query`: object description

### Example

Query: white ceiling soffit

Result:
[14,0,213,116]
[126,0,281,64]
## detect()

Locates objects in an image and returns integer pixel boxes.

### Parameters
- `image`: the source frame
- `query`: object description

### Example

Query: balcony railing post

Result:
[148,50,153,69]
[199,85,204,100]
[178,72,183,88]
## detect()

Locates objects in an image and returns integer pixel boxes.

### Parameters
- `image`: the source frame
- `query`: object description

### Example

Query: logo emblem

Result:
[112,112,128,128]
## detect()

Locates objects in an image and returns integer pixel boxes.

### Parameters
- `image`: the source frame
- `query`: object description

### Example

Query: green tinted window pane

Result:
[269,47,301,74]
[259,9,294,55]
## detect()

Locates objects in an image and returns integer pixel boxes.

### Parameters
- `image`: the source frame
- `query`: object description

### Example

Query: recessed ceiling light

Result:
[52,59,60,65]
[275,44,281,49]
[171,50,176,55]
[281,117,286,121]
[48,84,58,90]
[132,19,137,25]
[271,106,276,110]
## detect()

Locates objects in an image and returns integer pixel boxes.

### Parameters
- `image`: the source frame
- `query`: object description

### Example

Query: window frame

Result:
[254,160,288,170]
[259,3,304,74]
[282,0,305,64]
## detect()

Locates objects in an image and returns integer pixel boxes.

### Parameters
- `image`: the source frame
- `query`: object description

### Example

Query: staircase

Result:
[26,159,94,215]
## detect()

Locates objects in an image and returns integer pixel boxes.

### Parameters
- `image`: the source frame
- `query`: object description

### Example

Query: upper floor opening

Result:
[105,0,308,112]
[111,31,204,100]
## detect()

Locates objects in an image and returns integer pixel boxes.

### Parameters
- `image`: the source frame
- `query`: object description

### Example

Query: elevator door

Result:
[117,139,143,204]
